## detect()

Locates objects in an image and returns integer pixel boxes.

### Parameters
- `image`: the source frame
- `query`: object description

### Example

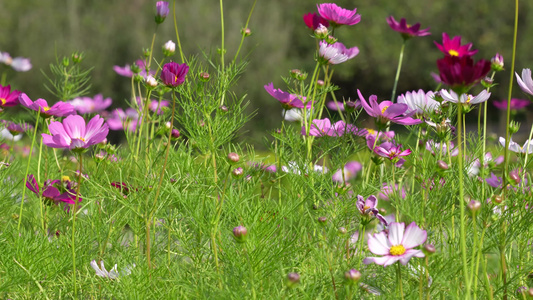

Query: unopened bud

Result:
[146,75,157,87]
[314,24,328,39]
[325,35,337,44]
[316,79,325,87]
[492,194,503,204]
[232,225,247,243]
[318,216,327,224]
[338,227,347,235]
[509,170,521,185]
[171,129,180,139]
[219,105,228,112]
[163,40,176,56]
[509,121,520,135]
[227,152,240,163]
[232,167,244,178]
[344,269,362,284]
[241,28,252,36]
[72,52,83,64]
[423,244,436,255]
[131,62,141,74]
[165,121,172,129]
[155,1,170,24]
[468,200,481,213]
[491,53,504,72]
[286,272,300,288]
[199,72,210,82]
[437,160,449,170]
[62,57,70,67]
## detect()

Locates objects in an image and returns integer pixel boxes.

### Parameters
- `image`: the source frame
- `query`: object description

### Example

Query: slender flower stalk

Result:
[172,0,185,63]
[391,41,406,103]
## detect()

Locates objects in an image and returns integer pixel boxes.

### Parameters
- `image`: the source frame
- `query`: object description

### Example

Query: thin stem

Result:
[233,0,257,63]
[72,154,83,298]
[457,104,470,299]
[397,262,404,300]
[218,0,226,106]
[172,0,185,64]
[390,41,406,103]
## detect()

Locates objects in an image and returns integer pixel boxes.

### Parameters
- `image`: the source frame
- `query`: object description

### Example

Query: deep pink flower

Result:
[357,90,422,126]
[69,94,112,114]
[42,115,109,151]
[26,174,80,205]
[264,83,312,109]
[19,93,76,118]
[364,222,427,266]
[434,33,478,58]
[317,3,361,27]
[302,118,363,137]
[436,56,490,90]
[0,84,22,107]
[332,161,362,184]
[160,62,189,87]
[493,98,530,111]
[386,16,430,38]
[155,1,170,24]
[516,69,533,96]
[318,41,359,65]
[303,12,329,30]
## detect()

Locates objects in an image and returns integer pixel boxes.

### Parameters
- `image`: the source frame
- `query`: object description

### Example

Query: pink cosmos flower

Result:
[378,183,406,201]
[302,118,364,137]
[113,59,155,78]
[136,97,169,115]
[357,90,422,126]
[106,108,140,132]
[264,83,312,109]
[365,129,395,142]
[160,62,189,87]
[0,84,22,107]
[367,136,411,167]
[493,98,530,111]
[0,52,32,72]
[397,90,439,116]
[386,16,430,38]
[1,120,33,135]
[317,3,361,27]
[326,100,360,112]
[485,172,502,188]
[467,152,504,177]
[42,115,109,151]
[318,41,359,65]
[19,93,76,118]
[155,1,170,24]
[364,222,427,266]
[332,161,362,184]
[434,33,478,58]
[26,174,80,205]
[303,12,329,30]
[516,69,533,96]
[356,195,388,225]
[68,94,112,114]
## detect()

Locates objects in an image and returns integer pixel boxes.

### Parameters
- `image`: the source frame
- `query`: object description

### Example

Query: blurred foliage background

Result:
[1,0,532,147]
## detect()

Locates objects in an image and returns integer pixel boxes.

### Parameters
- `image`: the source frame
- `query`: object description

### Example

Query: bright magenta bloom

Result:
[26,174,80,205]
[434,33,477,57]
[356,195,388,225]
[42,115,109,150]
[436,56,490,90]
[357,90,422,126]
[386,16,430,38]
[160,62,189,87]
[0,84,21,107]
[516,69,533,96]
[303,12,329,30]
[318,41,359,65]
[19,93,76,118]
[264,83,312,109]
[493,98,530,110]
[302,118,364,137]
[317,3,361,27]
[364,222,427,266]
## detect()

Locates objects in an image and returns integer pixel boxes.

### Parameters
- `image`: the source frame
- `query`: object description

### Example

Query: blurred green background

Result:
[1,0,532,147]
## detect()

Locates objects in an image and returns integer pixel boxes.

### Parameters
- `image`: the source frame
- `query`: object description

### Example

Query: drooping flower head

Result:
[318,41,359,65]
[386,16,430,39]
[264,83,312,109]
[155,1,170,24]
[364,222,427,266]
[317,3,361,27]
[493,98,530,111]
[434,33,478,58]
[68,94,112,114]
[160,62,189,87]
[397,90,439,116]
[303,12,329,30]
[356,195,388,225]
[0,84,22,107]
[42,115,109,151]
[436,56,491,92]
[357,90,422,127]
[19,93,76,118]
[516,69,533,96]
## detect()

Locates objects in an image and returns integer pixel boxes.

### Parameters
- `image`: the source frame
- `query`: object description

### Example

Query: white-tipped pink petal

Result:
[388,222,405,246]
[367,232,391,255]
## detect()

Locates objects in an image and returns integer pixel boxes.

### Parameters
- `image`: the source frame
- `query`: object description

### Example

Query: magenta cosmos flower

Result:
[155,1,170,24]
[318,41,359,65]
[264,83,312,109]
[303,12,329,30]
[436,56,490,91]
[302,118,365,137]
[386,16,430,39]
[434,33,478,58]
[0,84,22,107]
[42,115,109,151]
[357,90,422,126]
[160,62,189,87]
[317,3,361,27]
[367,136,411,167]
[68,94,112,114]
[364,222,427,266]
[19,93,76,118]
[26,174,80,205]
[397,90,439,116]
[493,98,530,111]
[516,69,533,96]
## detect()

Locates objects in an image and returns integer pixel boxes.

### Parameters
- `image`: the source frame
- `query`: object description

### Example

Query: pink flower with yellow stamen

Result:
[317,3,361,27]
[357,90,422,126]
[42,115,109,151]
[434,33,477,58]
[19,93,76,118]
[0,84,21,107]
[386,16,430,39]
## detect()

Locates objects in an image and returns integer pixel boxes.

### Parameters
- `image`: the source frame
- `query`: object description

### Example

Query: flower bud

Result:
[155,1,170,24]
[72,52,84,64]
[171,129,180,139]
[510,121,520,135]
[316,79,325,87]
[344,269,362,284]
[131,62,141,74]
[528,287,533,297]
[344,100,357,113]
[227,152,240,163]
[437,160,449,170]
[338,227,347,235]
[232,226,247,243]
[290,69,302,79]
[314,24,328,39]
[199,72,210,82]
[318,216,327,224]
[62,57,70,67]
[143,48,151,58]
[219,105,228,113]
[325,35,337,44]
[232,167,244,178]
[241,28,252,36]
[423,244,436,256]
[286,272,300,288]
[509,169,521,185]
[468,200,481,213]
[491,53,504,72]
[170,178,177,184]
[163,40,176,57]
[145,75,158,88]
[492,194,503,204]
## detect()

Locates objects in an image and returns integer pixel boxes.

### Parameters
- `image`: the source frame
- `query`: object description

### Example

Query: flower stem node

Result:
[325,35,337,44]
[344,269,362,284]
[232,226,247,243]
[286,272,300,288]
[227,152,240,164]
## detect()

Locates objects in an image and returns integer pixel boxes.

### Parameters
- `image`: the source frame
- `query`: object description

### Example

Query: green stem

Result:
[218,0,226,106]
[397,262,404,300]
[172,0,185,64]
[72,154,83,298]
[457,104,470,299]
[390,41,406,103]
[233,0,257,62]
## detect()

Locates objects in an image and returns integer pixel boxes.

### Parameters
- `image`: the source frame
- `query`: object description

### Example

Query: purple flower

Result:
[155,1,170,24]
[367,136,411,166]
[318,41,359,65]
[364,222,427,266]
[434,33,478,58]
[356,195,388,225]
[440,89,490,105]
[264,83,312,109]
[19,93,76,118]
[493,98,530,111]
[106,108,139,132]
[485,172,503,188]
[397,90,439,116]
[0,84,22,107]
[317,3,361,27]
[1,120,33,135]
[332,161,362,184]
[26,174,80,205]
[68,94,112,114]
[303,12,329,30]
[160,62,189,87]
[386,16,430,39]
[516,69,533,96]
[42,115,109,151]
[357,90,422,126]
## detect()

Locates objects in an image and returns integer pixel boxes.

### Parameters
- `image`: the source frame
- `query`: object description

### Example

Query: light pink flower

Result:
[318,41,359,65]
[42,115,109,150]
[358,90,422,126]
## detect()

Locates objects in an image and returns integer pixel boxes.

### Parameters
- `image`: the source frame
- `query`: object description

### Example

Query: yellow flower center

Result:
[381,106,389,114]
[389,245,406,256]
[0,98,6,105]
[363,205,370,210]
[43,106,51,112]
[62,175,70,182]
[466,95,472,103]
[448,50,459,57]
[78,137,86,142]
[366,128,376,135]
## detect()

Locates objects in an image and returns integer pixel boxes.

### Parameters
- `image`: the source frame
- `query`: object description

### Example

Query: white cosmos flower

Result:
[440,89,490,105]
[90,260,135,279]
[397,89,439,115]
[499,137,533,154]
